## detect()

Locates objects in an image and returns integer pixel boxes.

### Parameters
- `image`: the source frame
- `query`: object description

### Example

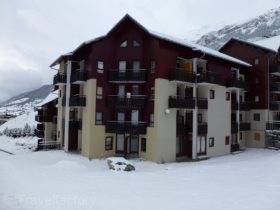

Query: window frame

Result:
[210,90,215,99]
[95,112,103,125]
[97,87,103,99]
[105,136,113,150]
[209,137,215,147]
[253,113,260,121]
[97,61,104,73]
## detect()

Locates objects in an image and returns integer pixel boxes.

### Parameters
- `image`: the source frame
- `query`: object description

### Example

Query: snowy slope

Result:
[0,85,53,116]
[0,110,37,132]
[0,148,279,210]
[196,7,280,49]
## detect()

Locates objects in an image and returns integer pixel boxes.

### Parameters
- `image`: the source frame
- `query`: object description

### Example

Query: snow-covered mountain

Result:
[196,7,280,49]
[0,85,53,116]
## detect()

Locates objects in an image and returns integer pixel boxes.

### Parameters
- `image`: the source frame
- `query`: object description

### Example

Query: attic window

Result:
[120,40,127,47]
[133,40,140,47]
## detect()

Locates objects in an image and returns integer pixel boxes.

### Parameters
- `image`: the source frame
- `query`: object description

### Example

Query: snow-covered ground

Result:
[0,137,279,210]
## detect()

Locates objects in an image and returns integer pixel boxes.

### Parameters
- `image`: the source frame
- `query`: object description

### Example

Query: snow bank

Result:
[0,136,37,154]
[254,35,280,52]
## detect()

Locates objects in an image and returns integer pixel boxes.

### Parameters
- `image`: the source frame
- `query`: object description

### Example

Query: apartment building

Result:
[35,92,58,150]
[40,14,255,163]
[220,38,280,148]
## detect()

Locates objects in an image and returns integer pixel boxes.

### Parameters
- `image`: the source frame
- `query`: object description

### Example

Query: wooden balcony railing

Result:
[71,70,87,83]
[169,96,195,109]
[105,121,147,134]
[53,73,66,85]
[107,95,146,109]
[108,70,147,82]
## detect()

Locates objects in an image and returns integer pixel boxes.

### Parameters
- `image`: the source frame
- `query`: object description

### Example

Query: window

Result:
[151,60,156,73]
[97,61,104,73]
[240,132,243,140]
[150,87,155,100]
[97,87,103,99]
[150,114,154,127]
[96,112,103,125]
[141,138,146,152]
[254,133,260,141]
[120,40,127,47]
[105,137,113,150]
[225,136,230,145]
[226,92,230,101]
[240,114,243,122]
[133,40,140,47]
[255,96,260,102]
[119,61,126,72]
[254,113,260,121]
[255,58,259,65]
[210,90,215,99]
[133,61,140,71]
[117,112,125,121]
[209,137,215,147]
[198,114,202,123]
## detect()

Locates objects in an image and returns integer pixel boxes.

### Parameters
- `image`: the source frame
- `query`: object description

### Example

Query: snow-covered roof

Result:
[50,14,251,68]
[36,91,58,107]
[221,37,278,54]
[254,35,280,52]
[149,30,251,67]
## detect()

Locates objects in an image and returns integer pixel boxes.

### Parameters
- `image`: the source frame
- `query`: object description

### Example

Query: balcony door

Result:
[119,61,126,73]
[130,135,139,154]
[116,134,125,153]
[197,136,206,156]
[118,85,125,97]
[133,61,140,72]
[131,110,139,124]
[117,112,125,122]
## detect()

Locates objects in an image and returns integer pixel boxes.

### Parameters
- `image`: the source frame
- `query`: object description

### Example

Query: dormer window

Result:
[133,40,140,47]
[120,40,127,47]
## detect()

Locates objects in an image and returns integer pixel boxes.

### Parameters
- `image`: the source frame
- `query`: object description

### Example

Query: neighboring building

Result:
[46,14,253,163]
[35,92,58,150]
[220,38,280,148]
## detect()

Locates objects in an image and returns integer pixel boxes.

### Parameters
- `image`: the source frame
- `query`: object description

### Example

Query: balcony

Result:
[232,101,250,111]
[227,78,246,89]
[36,123,44,130]
[34,129,44,138]
[169,96,195,109]
[69,119,82,130]
[197,98,208,109]
[71,70,87,84]
[240,122,251,131]
[108,70,147,83]
[231,122,238,133]
[107,95,146,109]
[270,64,280,76]
[197,72,221,85]
[270,83,280,93]
[270,101,280,111]
[198,123,208,134]
[53,73,66,85]
[266,122,280,130]
[169,69,195,83]
[63,95,86,107]
[105,121,147,134]
[35,115,43,122]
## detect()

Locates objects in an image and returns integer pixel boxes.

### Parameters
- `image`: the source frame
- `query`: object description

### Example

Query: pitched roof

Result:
[254,35,280,52]
[50,14,251,67]
[220,37,278,54]
[36,91,58,107]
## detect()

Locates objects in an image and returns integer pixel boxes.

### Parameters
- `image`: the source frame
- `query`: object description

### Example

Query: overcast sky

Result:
[0,0,279,102]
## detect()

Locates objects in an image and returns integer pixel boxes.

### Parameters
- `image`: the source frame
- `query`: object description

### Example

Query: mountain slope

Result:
[0,85,53,116]
[196,7,280,49]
